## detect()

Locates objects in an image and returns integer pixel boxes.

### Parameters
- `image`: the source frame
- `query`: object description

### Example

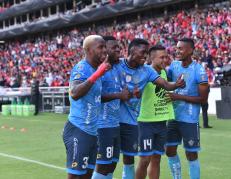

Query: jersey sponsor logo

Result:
[97,154,102,159]
[155,86,165,98]
[71,162,78,168]
[73,138,78,161]
[85,103,92,124]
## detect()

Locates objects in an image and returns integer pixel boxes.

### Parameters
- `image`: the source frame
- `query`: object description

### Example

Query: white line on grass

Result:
[0,152,118,179]
[0,152,65,171]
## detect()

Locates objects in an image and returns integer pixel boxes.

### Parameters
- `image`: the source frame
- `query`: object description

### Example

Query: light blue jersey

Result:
[117,59,160,125]
[68,59,102,136]
[98,64,122,128]
[168,60,208,123]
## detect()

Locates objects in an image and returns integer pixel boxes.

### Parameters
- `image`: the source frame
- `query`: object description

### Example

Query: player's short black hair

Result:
[103,36,116,41]
[148,45,166,55]
[179,38,195,49]
[128,38,149,55]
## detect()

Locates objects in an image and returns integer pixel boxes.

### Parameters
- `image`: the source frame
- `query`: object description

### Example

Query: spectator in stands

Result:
[0,6,230,88]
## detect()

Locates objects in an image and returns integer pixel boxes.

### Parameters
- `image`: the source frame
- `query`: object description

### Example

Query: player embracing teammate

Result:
[63,35,208,179]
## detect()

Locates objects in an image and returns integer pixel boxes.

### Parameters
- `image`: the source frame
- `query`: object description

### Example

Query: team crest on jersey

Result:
[72,162,78,168]
[126,75,132,82]
[74,73,81,80]
[188,140,194,146]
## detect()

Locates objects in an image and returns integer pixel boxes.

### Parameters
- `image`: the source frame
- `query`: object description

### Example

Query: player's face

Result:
[176,41,193,61]
[90,39,107,66]
[106,40,120,64]
[132,44,149,66]
[151,50,168,70]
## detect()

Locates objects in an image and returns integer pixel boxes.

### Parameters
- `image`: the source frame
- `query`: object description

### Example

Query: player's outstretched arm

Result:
[102,87,131,102]
[167,83,209,104]
[153,75,185,91]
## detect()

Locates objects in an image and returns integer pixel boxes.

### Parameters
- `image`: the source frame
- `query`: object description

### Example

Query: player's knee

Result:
[151,155,161,164]
[138,156,151,167]
[185,151,198,161]
[96,164,110,175]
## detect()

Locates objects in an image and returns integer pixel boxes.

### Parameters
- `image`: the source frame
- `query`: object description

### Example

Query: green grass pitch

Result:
[0,113,230,179]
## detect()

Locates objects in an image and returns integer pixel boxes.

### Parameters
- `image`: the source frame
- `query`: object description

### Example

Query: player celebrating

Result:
[92,36,131,179]
[135,45,175,179]
[62,35,110,179]
[117,38,185,179]
[165,38,209,179]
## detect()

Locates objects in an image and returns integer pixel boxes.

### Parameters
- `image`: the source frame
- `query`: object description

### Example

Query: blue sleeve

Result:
[70,62,89,82]
[195,64,208,84]
[146,65,160,83]
[167,62,173,82]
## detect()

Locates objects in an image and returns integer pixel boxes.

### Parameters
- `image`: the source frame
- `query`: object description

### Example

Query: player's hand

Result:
[133,86,142,98]
[166,92,180,101]
[165,92,173,103]
[175,74,185,88]
[88,55,111,83]
[101,55,111,72]
[119,87,131,101]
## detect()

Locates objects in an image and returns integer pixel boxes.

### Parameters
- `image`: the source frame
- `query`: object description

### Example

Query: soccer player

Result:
[62,35,110,179]
[165,38,209,179]
[116,38,185,179]
[135,45,175,179]
[92,36,131,179]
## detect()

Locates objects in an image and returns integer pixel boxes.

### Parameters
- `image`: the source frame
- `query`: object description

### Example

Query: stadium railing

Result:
[0,86,69,113]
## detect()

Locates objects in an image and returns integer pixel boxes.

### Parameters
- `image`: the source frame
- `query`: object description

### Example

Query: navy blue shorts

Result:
[62,121,97,175]
[138,121,167,156]
[96,127,120,164]
[120,123,138,156]
[166,120,200,152]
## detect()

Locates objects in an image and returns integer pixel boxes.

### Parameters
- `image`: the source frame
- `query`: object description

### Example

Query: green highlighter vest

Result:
[138,70,175,122]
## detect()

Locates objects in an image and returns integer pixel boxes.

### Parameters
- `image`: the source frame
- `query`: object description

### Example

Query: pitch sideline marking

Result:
[0,152,65,170]
[0,152,118,178]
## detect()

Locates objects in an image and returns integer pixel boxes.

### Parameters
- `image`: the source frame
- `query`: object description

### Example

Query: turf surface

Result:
[0,113,230,179]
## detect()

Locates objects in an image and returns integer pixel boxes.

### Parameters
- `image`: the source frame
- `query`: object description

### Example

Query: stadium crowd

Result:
[0,5,230,88]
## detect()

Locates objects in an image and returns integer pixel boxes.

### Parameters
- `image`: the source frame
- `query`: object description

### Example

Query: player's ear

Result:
[130,46,135,56]
[84,47,91,55]
[189,48,194,56]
